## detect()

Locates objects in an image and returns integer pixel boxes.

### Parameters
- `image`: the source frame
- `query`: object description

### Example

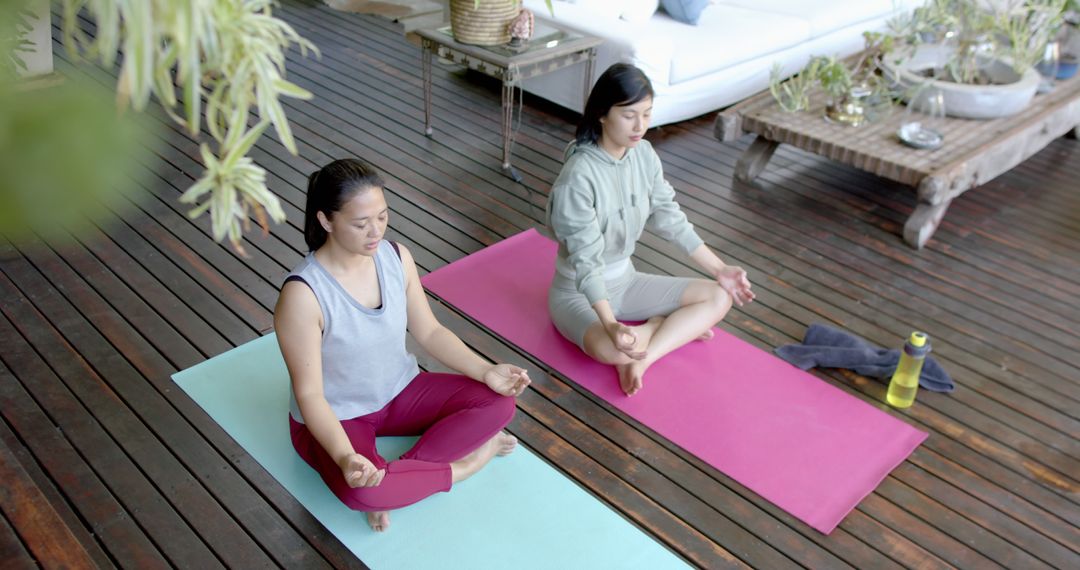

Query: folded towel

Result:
[775,324,955,392]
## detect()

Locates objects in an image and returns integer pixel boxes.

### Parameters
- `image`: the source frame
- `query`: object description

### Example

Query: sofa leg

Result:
[734,136,779,183]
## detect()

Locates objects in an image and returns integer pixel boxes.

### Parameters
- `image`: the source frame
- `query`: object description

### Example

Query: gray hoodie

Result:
[545,140,703,305]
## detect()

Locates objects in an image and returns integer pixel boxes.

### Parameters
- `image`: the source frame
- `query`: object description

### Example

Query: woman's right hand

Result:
[339,453,385,488]
[605,321,647,360]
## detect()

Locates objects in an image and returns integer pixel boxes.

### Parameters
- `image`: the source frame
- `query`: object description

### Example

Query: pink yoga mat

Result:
[422,229,927,534]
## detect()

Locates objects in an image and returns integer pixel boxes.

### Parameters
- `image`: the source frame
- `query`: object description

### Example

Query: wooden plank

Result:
[0,356,167,569]
[0,432,100,569]
[893,459,1079,569]
[0,244,300,568]
[735,133,1080,292]
[0,398,116,569]
[0,512,36,570]
[0,262,229,568]
[53,225,236,368]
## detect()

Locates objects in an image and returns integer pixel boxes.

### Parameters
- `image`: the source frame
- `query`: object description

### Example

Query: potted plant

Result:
[768,32,894,126]
[770,0,1069,122]
[1,0,317,253]
[881,0,1066,119]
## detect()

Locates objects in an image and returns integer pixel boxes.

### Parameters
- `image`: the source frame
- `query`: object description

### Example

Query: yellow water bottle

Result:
[886,332,930,408]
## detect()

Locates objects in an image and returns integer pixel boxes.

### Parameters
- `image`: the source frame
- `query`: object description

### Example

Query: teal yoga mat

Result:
[173,334,687,569]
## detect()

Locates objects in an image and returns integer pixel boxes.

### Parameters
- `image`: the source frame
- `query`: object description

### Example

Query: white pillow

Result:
[621,0,659,22]
[570,0,623,19]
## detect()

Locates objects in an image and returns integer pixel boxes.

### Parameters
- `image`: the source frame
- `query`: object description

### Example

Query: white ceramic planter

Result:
[883,43,1040,119]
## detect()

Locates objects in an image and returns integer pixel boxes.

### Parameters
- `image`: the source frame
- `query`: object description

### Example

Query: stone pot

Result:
[883,43,1040,119]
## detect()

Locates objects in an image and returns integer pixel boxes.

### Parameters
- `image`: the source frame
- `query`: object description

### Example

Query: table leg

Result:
[422,41,433,137]
[734,136,779,183]
[502,80,513,170]
[583,47,596,106]
[501,79,523,182]
[904,193,952,249]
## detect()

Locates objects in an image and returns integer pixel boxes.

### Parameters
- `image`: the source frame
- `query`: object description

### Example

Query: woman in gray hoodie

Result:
[546,63,755,396]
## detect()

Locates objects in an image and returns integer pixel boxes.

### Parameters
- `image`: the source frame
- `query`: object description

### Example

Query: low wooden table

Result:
[714,75,1080,248]
[416,23,601,181]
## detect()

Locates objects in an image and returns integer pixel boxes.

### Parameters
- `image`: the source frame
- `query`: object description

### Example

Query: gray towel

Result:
[775,323,955,392]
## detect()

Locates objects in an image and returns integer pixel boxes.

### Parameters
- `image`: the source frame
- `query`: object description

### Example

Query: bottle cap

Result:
[909,332,927,347]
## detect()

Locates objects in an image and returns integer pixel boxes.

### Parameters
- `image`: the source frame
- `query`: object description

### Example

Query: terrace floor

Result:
[2,1,1078,567]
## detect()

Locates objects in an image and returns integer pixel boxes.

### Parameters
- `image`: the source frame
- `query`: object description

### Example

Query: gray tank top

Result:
[286,241,419,422]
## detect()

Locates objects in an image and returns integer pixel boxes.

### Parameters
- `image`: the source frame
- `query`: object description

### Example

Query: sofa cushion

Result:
[558,0,622,20]
[661,5,810,83]
[718,0,903,38]
[659,0,711,25]
[621,0,659,23]
[566,0,660,22]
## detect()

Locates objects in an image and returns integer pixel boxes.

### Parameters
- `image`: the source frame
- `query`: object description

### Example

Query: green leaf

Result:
[222,120,270,170]
[153,43,179,108]
[265,96,297,155]
[274,79,313,100]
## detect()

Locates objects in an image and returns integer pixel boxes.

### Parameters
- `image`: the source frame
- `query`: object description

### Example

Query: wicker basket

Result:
[449,0,520,46]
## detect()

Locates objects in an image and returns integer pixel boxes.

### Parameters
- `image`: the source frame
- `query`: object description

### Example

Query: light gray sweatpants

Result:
[548,262,695,349]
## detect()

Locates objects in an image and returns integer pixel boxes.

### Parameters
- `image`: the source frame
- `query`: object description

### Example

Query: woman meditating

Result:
[546,63,755,397]
[276,158,530,532]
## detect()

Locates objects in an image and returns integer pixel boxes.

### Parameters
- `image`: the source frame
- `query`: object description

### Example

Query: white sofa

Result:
[521,0,922,126]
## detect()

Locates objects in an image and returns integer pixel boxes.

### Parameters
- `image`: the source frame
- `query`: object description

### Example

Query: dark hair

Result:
[304,158,385,251]
[575,63,655,146]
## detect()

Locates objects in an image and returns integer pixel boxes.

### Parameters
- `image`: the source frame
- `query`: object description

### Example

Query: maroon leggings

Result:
[290,372,515,512]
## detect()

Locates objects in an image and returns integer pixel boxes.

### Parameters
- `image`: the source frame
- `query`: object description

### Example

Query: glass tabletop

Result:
[434,21,585,58]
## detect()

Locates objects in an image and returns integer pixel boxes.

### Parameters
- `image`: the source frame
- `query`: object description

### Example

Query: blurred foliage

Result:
[0,76,151,244]
[59,0,318,253]
[1,1,317,254]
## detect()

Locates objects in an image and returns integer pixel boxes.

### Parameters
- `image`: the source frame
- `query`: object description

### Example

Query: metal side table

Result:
[416,23,601,181]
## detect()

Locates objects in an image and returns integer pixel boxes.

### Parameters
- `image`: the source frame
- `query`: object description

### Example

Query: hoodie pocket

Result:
[600,205,628,250]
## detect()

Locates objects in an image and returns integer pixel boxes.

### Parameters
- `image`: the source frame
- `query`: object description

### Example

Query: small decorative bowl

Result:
[898,122,944,150]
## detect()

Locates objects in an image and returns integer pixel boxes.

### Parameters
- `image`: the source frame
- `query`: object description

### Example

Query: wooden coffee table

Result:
[714,74,1080,249]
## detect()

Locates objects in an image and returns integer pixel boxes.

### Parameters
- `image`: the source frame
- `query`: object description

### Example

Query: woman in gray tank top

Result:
[275,159,531,532]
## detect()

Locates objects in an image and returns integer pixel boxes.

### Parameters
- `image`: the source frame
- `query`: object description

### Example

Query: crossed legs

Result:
[582,279,733,395]
[291,372,516,532]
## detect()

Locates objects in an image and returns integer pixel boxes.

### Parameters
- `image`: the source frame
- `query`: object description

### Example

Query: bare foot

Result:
[367,511,390,532]
[630,316,665,353]
[697,329,715,341]
[616,360,647,396]
[496,432,517,456]
[450,431,509,483]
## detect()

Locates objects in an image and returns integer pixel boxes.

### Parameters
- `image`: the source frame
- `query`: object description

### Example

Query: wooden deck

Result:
[2,1,1078,567]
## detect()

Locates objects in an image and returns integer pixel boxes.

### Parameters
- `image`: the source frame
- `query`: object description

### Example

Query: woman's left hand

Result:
[714,265,755,307]
[483,364,531,397]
